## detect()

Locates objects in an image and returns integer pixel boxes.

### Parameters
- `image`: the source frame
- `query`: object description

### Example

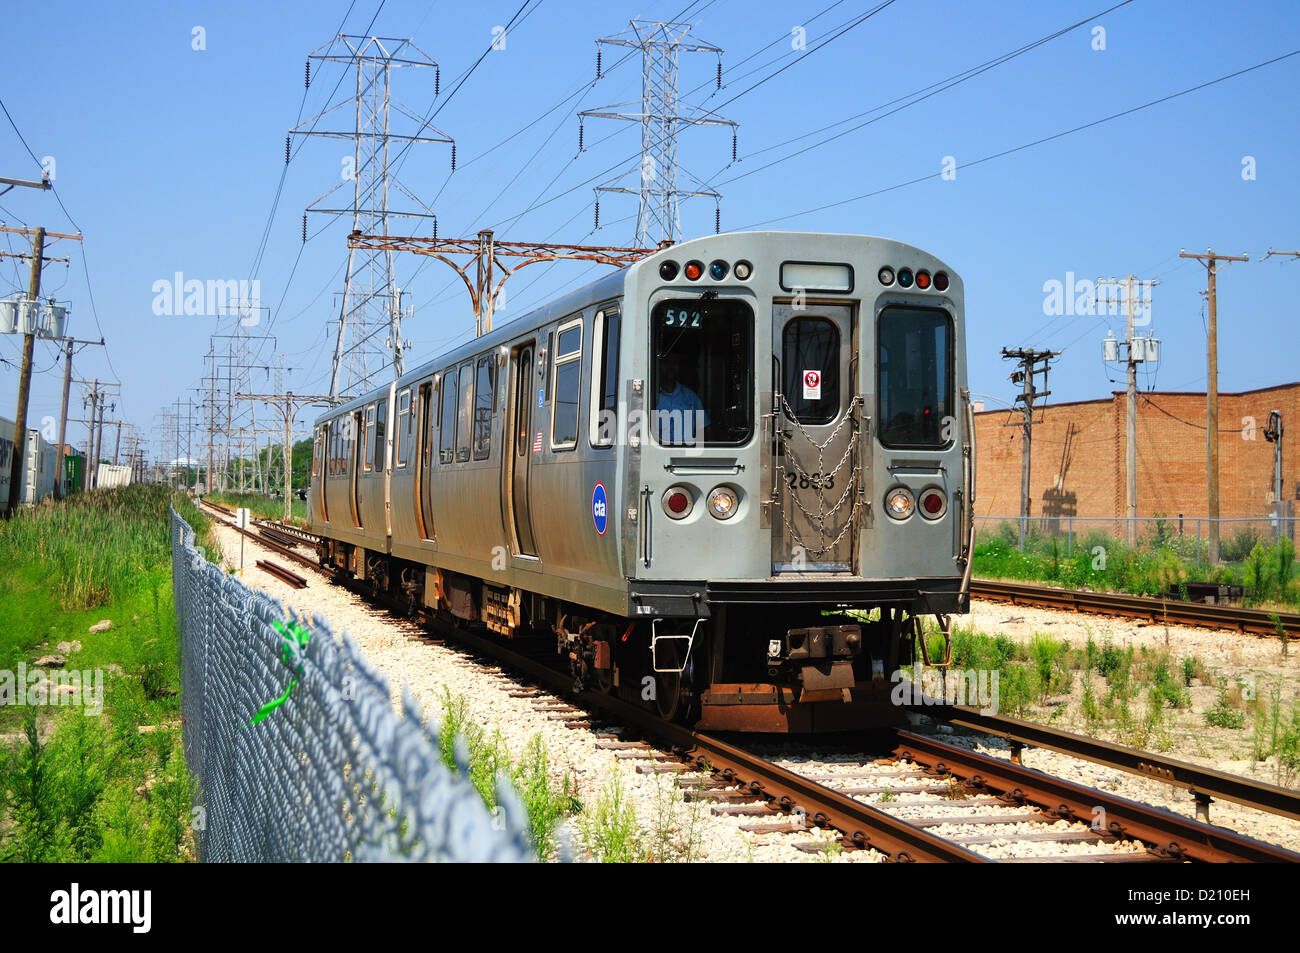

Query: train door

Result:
[350,410,364,528]
[771,302,859,573]
[316,424,329,523]
[506,343,538,556]
[416,381,433,539]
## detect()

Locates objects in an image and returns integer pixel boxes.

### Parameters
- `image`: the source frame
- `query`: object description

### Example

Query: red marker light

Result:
[916,270,931,289]
[667,491,689,513]
[684,261,703,280]
[933,271,950,292]
[923,493,943,514]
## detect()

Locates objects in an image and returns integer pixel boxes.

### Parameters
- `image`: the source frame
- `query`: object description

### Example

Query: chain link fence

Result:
[171,508,537,862]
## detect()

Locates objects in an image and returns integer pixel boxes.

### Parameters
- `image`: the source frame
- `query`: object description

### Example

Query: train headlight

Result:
[885,487,915,520]
[660,260,679,281]
[878,266,895,286]
[709,260,729,280]
[733,260,753,280]
[707,486,738,520]
[662,485,694,519]
[918,487,947,520]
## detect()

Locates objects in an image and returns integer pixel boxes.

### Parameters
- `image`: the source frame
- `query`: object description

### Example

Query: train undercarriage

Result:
[320,538,953,733]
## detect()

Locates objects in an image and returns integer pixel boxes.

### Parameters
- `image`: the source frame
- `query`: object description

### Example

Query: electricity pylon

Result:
[580,19,738,248]
[291,35,453,400]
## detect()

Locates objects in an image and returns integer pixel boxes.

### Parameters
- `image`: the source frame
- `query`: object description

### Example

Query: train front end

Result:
[616,231,973,731]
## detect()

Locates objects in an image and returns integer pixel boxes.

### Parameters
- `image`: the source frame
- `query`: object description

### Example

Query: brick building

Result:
[973,382,1298,524]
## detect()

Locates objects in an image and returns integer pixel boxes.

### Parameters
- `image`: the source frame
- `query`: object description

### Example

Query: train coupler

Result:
[767,624,862,697]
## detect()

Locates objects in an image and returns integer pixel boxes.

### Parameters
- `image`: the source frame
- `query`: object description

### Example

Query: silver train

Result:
[309,231,974,732]
[0,416,59,514]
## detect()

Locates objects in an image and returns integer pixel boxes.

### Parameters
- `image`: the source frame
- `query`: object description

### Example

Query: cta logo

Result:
[592,482,608,535]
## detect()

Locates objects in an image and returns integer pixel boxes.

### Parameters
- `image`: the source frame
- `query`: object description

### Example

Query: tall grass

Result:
[0,485,197,862]
[974,523,1298,609]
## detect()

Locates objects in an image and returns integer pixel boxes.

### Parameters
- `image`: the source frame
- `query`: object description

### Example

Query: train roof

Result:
[314,230,956,422]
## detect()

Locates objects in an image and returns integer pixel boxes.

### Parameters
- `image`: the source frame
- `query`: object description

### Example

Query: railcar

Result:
[309,231,974,732]
[0,416,59,514]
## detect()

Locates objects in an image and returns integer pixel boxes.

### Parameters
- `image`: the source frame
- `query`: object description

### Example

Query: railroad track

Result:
[971,578,1300,638]
[193,502,1300,861]
[355,614,1300,862]
[917,702,1300,825]
[198,500,323,579]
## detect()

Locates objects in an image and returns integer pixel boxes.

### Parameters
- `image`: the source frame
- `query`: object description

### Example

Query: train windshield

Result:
[877,306,953,448]
[651,298,753,446]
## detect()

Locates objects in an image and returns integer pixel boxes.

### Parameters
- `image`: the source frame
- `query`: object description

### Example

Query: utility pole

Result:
[1001,348,1059,550]
[53,338,106,497]
[2,224,81,514]
[94,392,112,489]
[55,338,73,497]
[1180,249,1248,563]
[83,380,98,491]
[6,226,43,516]
[1099,276,1159,544]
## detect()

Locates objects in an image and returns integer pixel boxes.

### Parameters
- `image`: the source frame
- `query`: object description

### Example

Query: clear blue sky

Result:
[2,0,1298,458]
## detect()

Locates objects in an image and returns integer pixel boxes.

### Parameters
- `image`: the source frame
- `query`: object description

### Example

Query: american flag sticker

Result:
[533,431,543,453]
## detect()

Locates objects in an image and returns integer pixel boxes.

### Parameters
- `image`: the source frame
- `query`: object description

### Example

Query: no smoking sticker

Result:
[802,369,821,400]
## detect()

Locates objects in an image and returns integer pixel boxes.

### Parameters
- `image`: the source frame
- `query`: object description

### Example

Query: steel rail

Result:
[918,702,1300,824]
[419,618,984,863]
[971,578,1299,638]
[198,501,324,575]
[893,730,1300,863]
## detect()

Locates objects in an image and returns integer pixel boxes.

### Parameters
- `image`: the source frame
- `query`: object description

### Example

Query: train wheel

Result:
[654,671,683,720]
[653,640,700,723]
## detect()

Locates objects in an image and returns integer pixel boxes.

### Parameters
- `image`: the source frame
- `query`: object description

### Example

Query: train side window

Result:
[329,424,337,475]
[515,349,533,456]
[439,369,458,464]
[312,429,319,478]
[374,398,387,472]
[589,305,620,447]
[542,331,554,402]
[473,356,495,460]
[456,362,474,463]
[782,316,840,424]
[395,389,411,468]
[363,404,376,472]
[551,316,582,451]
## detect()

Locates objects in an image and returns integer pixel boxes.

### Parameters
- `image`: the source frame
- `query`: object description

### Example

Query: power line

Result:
[740,47,1300,228]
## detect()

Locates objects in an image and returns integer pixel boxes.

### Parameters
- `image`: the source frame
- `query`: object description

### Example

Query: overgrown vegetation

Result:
[436,689,581,861]
[974,522,1298,609]
[0,485,206,861]
[436,689,707,862]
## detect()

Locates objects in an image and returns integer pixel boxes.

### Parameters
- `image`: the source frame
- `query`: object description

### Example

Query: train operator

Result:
[656,351,708,445]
